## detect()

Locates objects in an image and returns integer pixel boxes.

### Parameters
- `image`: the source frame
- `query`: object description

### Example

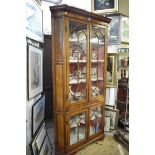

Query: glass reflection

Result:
[91,26,105,97]
[70,112,86,145]
[69,21,87,103]
[90,106,102,135]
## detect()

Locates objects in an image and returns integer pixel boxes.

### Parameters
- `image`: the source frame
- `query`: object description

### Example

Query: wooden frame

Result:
[66,18,89,109]
[27,43,43,99]
[89,24,107,102]
[67,109,88,149]
[26,0,44,43]
[30,122,46,155]
[32,95,45,137]
[91,0,118,14]
[89,104,104,137]
[106,53,117,87]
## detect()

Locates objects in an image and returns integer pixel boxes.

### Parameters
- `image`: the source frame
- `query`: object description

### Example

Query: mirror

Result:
[106,53,117,87]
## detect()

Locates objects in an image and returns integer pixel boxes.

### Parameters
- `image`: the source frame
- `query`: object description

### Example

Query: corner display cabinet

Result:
[50,5,111,155]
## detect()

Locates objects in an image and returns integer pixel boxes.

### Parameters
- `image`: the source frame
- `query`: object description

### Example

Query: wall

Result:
[42,0,91,35]
[119,0,129,16]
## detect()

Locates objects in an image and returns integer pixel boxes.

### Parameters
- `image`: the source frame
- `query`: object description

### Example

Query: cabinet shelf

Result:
[69,79,86,84]
[117,101,129,104]
[118,65,129,68]
[91,77,103,81]
[119,119,129,126]
[70,123,86,128]
[91,60,104,63]
[69,39,86,43]
[90,41,104,45]
[69,60,87,63]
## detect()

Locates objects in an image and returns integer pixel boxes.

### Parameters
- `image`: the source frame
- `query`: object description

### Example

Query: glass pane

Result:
[90,26,105,97]
[107,56,113,82]
[90,105,102,135]
[69,21,87,103]
[70,112,86,145]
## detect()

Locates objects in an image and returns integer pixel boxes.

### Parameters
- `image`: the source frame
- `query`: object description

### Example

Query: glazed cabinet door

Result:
[89,104,104,138]
[67,19,89,109]
[90,25,106,101]
[66,109,88,152]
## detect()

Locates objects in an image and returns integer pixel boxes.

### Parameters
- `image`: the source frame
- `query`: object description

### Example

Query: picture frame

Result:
[27,43,43,99]
[121,16,129,43]
[32,95,45,137]
[26,0,44,43]
[105,105,114,109]
[91,0,118,14]
[106,14,121,44]
[30,122,46,155]
[105,108,119,130]
[39,136,53,155]
[106,53,117,87]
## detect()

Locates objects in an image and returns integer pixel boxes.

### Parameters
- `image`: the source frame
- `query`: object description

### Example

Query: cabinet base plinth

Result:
[55,133,105,155]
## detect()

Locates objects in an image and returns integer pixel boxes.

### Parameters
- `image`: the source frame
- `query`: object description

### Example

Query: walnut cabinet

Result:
[50,5,111,155]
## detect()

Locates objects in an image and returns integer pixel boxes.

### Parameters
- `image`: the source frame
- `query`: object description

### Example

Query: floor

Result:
[45,120,129,155]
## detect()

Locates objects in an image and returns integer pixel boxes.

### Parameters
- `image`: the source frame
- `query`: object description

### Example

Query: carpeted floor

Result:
[74,135,129,155]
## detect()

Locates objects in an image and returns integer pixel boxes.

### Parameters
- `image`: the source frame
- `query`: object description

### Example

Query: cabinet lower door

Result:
[66,109,88,151]
[89,104,104,137]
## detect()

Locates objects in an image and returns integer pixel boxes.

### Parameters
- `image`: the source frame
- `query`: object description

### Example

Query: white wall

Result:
[42,0,91,35]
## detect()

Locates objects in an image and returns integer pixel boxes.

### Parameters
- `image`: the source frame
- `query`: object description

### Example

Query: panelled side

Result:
[52,16,65,111]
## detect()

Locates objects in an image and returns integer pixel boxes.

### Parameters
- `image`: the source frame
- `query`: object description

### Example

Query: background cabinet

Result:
[117,79,129,131]
[116,47,129,131]
[50,5,111,155]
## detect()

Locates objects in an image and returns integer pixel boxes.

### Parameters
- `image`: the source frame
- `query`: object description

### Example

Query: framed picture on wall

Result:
[106,14,121,44]
[121,16,129,43]
[26,0,44,43]
[32,95,45,137]
[91,0,118,13]
[30,123,46,155]
[27,43,43,100]
[105,108,119,130]
[106,53,117,87]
